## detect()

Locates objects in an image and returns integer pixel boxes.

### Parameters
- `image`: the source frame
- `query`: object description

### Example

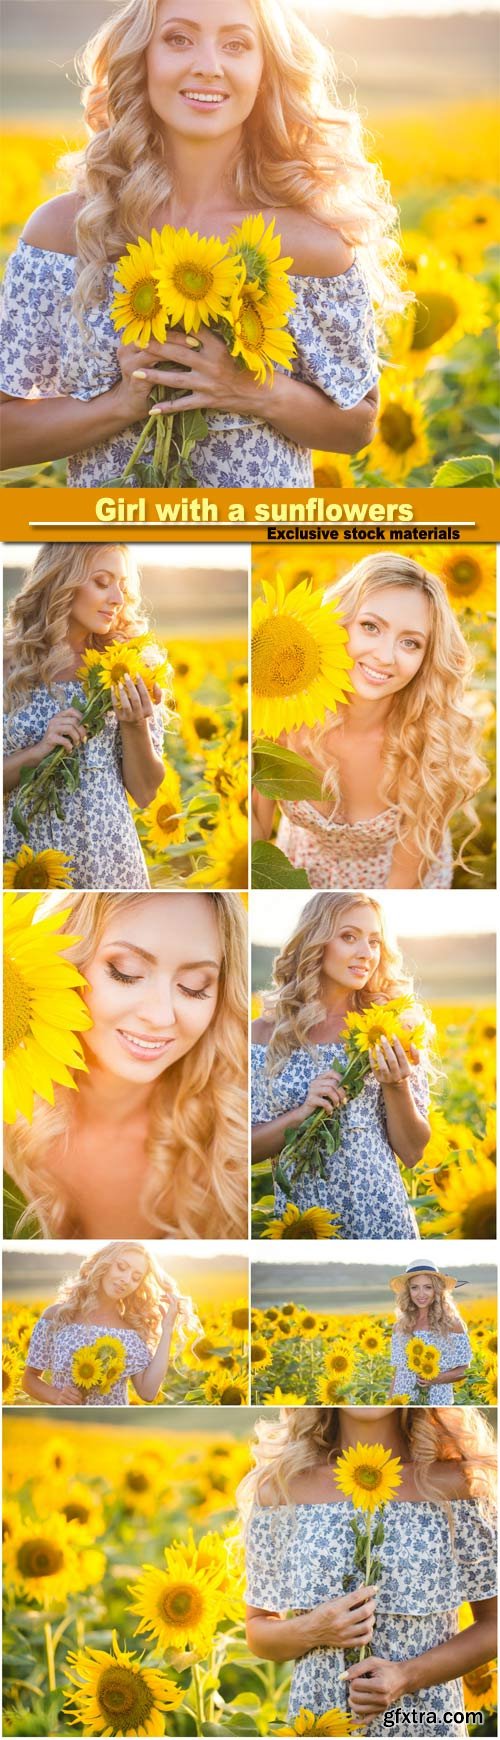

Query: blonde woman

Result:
[4,890,248,1240]
[252,892,431,1239]
[252,555,488,889]
[389,1259,472,1406]
[240,1405,497,1734]
[0,0,400,485]
[22,1241,199,1407]
[3,544,167,889]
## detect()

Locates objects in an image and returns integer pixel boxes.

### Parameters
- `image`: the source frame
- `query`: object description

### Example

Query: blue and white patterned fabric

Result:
[251,1039,426,1238]
[391,1326,473,1404]
[245,1498,497,1735]
[26,1312,151,1406]
[4,679,164,888]
[0,241,378,486]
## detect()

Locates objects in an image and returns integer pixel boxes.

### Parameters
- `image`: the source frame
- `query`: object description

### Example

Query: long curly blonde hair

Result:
[66,0,402,320]
[395,1274,467,1339]
[237,1406,497,1523]
[263,892,412,1076]
[42,1240,200,1353]
[287,556,488,883]
[4,545,148,713]
[6,893,248,1240]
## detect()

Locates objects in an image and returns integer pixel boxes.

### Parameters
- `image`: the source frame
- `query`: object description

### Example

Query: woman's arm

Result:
[252,789,276,844]
[345,1597,497,1721]
[387,836,429,890]
[246,1584,377,1664]
[372,1037,431,1167]
[22,1368,83,1406]
[113,675,165,809]
[418,1365,470,1389]
[251,1066,348,1163]
[132,1302,179,1403]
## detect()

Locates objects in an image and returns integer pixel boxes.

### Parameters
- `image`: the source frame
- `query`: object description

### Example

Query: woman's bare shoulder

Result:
[252,1017,274,1044]
[22,193,81,256]
[275,209,355,278]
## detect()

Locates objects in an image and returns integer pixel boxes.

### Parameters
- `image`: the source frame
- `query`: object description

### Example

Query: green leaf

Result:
[252,739,324,803]
[10,806,30,842]
[432,455,495,487]
[3,1173,42,1240]
[251,843,310,889]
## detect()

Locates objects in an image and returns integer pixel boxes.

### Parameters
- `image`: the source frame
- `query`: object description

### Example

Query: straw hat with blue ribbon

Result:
[390,1258,465,1294]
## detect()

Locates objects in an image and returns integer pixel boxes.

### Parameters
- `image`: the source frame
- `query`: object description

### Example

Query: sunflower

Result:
[325,1344,355,1381]
[190,808,248,890]
[252,576,353,739]
[262,1203,341,1239]
[275,1705,358,1734]
[484,1369,497,1405]
[425,546,497,618]
[34,1478,106,1542]
[250,1339,273,1371]
[358,1326,387,1359]
[72,1346,105,1391]
[230,276,296,384]
[343,1000,426,1057]
[313,452,356,489]
[155,226,241,333]
[39,1435,76,1482]
[367,377,429,482]
[406,1336,433,1376]
[263,1387,307,1405]
[229,214,295,318]
[204,1375,248,1405]
[334,1442,403,1513]
[3,893,93,1125]
[4,1512,83,1607]
[397,250,491,371]
[425,192,500,270]
[3,846,74,890]
[424,1153,497,1240]
[299,1312,320,1340]
[318,1374,350,1405]
[111,232,170,348]
[79,642,139,695]
[64,1630,183,1737]
[93,1335,127,1369]
[129,1547,221,1654]
[388,1394,411,1405]
[142,767,186,850]
[417,1345,441,1380]
[2,1350,23,1404]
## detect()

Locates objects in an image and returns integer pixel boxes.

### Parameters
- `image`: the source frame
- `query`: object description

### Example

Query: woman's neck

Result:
[338,1414,408,1459]
[318,981,353,1017]
[75,1064,155,1128]
[413,1309,430,1328]
[159,127,244,229]
[337,691,394,736]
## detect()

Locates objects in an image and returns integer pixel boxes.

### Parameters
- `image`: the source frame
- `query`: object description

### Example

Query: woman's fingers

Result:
[150,392,208,414]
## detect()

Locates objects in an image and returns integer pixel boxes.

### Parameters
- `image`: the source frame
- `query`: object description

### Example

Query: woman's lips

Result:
[117,1029,176,1062]
[357,661,393,686]
[180,89,229,109]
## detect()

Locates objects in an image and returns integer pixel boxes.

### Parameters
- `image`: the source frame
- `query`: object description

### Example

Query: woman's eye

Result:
[402,638,420,651]
[179,983,211,1000]
[107,963,142,985]
[163,31,192,46]
[360,620,378,633]
[224,37,249,51]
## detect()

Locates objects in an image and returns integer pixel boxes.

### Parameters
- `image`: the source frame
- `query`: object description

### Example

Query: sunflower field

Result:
[1,101,498,488]
[252,1002,496,1240]
[250,1297,497,1409]
[251,545,496,893]
[2,1412,497,1738]
[4,637,248,893]
[2,1294,250,1409]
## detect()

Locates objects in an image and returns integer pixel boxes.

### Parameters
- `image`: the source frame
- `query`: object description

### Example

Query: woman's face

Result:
[347,584,430,702]
[82,895,222,1085]
[322,904,382,993]
[69,549,128,639]
[100,1249,149,1299]
[409,1275,437,1309]
[145,0,264,142]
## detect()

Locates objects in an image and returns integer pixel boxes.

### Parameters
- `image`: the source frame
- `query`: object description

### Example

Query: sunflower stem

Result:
[43,1620,56,1692]
[191,1661,205,1735]
[121,412,157,481]
[359,1514,373,1664]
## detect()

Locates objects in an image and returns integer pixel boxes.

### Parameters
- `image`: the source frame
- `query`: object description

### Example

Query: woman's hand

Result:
[299,1071,348,1119]
[159,1297,180,1332]
[50,1383,83,1405]
[125,331,264,420]
[112,674,162,728]
[310,1585,378,1650]
[370,1036,419,1087]
[344,1655,408,1718]
[38,710,88,756]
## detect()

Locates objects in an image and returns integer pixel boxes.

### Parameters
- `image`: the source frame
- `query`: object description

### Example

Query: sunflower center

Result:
[282,1221,310,1238]
[302,1316,316,1330]
[231,1308,249,1330]
[193,1337,217,1362]
[463,1665,494,1695]
[62,1502,90,1524]
[17,1538,64,1579]
[3,955,31,1056]
[354,1466,382,1491]
[379,405,415,455]
[98,1664,155,1725]
[162,1583,202,1624]
[194,713,219,740]
[444,557,481,596]
[125,1471,150,1493]
[131,278,160,319]
[156,802,179,836]
[13,860,50,889]
[228,845,248,888]
[251,1343,268,1364]
[109,662,129,685]
[412,292,458,350]
[238,295,265,349]
[174,263,212,300]
[220,1383,243,1404]
[252,616,320,697]
[331,1356,349,1371]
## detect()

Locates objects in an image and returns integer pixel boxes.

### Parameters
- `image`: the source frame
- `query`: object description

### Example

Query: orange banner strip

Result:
[0,486,498,542]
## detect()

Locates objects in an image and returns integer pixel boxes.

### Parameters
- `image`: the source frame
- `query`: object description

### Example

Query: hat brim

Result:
[390,1272,457,1292]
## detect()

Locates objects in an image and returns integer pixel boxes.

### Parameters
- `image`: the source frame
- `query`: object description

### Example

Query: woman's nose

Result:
[192,39,224,77]
[137,981,176,1028]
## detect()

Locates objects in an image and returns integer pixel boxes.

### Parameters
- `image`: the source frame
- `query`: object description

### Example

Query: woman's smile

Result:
[116,1028,177,1063]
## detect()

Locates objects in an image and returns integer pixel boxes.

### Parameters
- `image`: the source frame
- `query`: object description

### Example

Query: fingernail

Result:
[133,368,148,379]
[186,335,201,349]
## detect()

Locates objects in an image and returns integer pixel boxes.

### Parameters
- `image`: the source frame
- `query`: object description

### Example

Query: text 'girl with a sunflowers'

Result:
[0,0,402,485]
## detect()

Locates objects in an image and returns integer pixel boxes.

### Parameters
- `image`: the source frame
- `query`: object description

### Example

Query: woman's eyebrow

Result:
[161,14,257,33]
[362,609,427,637]
[108,942,220,970]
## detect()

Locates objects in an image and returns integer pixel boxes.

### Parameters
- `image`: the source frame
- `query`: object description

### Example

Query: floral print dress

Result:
[0,241,378,486]
[276,803,453,890]
[3,679,164,889]
[390,1325,473,1404]
[26,1314,151,1406]
[252,1039,425,1238]
[245,1498,497,1735]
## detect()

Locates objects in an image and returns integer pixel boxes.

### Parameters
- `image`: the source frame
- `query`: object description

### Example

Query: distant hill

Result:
[3,563,248,640]
[252,933,496,1003]
[3,5,498,117]
[252,1259,497,1313]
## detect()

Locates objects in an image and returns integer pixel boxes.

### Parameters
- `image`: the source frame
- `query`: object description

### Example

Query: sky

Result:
[253,1237,493,1268]
[308,0,498,10]
[3,545,251,574]
[251,888,498,945]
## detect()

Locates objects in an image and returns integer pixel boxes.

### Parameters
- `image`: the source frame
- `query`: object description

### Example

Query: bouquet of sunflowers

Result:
[110,215,296,485]
[71,1334,127,1398]
[10,639,172,843]
[275,998,428,1197]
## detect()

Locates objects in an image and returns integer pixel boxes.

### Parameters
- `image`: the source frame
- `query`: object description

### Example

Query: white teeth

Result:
[121,1031,170,1052]
[359,663,390,683]
[182,91,226,104]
